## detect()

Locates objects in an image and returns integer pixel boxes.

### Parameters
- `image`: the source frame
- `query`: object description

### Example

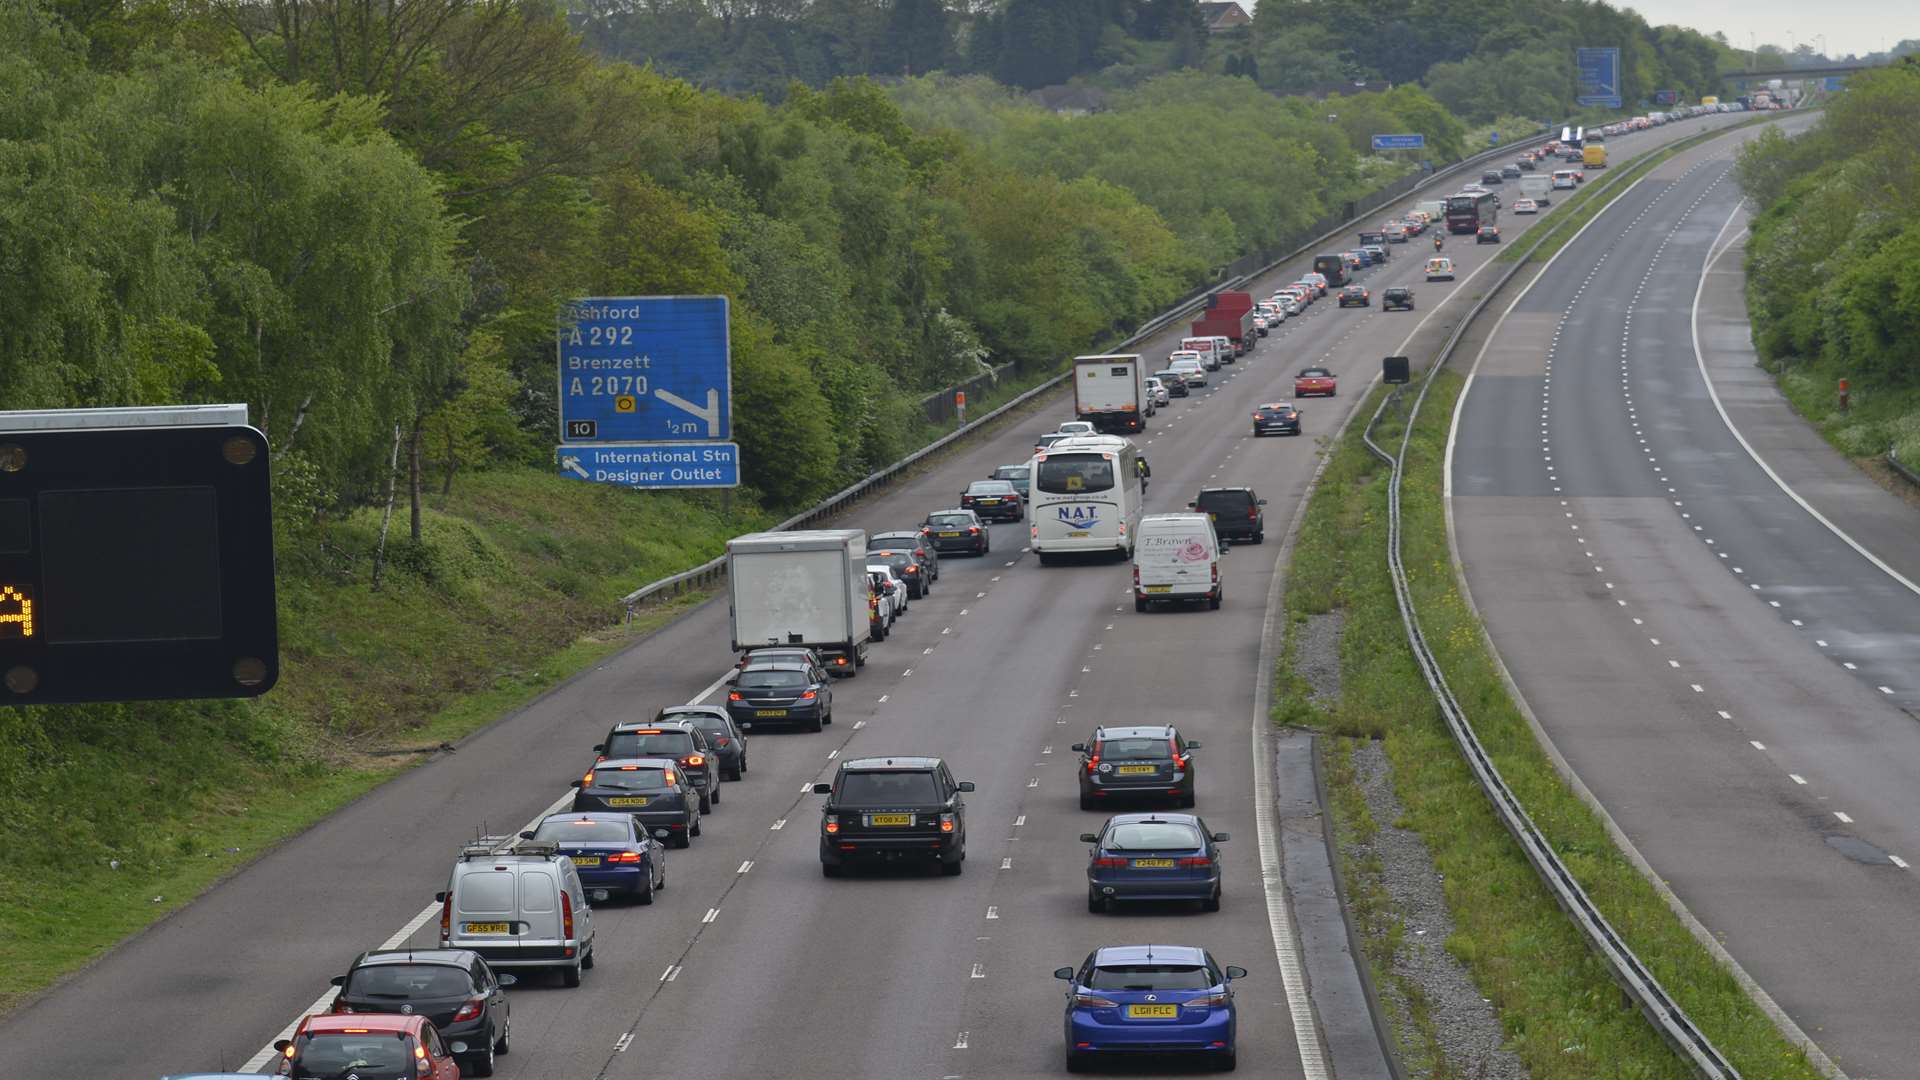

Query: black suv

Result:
[1480,170,1503,185]
[1382,286,1415,311]
[814,756,973,877]
[595,722,722,811]
[330,949,512,1076]
[1191,487,1266,543]
[1073,725,1202,810]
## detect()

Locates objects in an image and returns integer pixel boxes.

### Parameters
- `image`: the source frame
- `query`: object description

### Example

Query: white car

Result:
[1144,378,1170,407]
[1424,257,1455,282]
[867,565,907,621]
[1169,357,1208,386]
[1512,198,1538,214]
[1056,421,1096,436]
[1383,221,1408,242]
[1252,313,1270,335]
[1552,169,1578,190]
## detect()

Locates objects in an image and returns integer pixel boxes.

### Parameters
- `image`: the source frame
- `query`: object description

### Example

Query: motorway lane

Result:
[1451,114,1920,1078]
[0,113,1742,1080]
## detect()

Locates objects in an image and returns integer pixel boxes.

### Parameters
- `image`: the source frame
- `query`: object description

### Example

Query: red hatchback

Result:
[275,1013,459,1079]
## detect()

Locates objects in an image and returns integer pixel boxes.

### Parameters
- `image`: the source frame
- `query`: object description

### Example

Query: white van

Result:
[439,839,597,986]
[1210,334,1237,364]
[1179,336,1223,371]
[1132,512,1224,611]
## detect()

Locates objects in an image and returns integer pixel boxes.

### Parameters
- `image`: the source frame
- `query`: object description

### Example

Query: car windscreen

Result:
[343,963,476,999]
[1086,964,1216,991]
[737,670,809,689]
[1036,454,1115,495]
[1106,822,1203,851]
[589,767,670,790]
[926,514,973,528]
[533,818,633,843]
[290,1033,414,1078]
[993,467,1029,480]
[1099,737,1169,759]
[603,732,693,758]
[835,770,942,807]
[1196,491,1252,516]
[1299,369,1329,378]
[879,552,915,571]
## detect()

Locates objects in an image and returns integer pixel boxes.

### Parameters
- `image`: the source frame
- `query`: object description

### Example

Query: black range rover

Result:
[815,756,973,877]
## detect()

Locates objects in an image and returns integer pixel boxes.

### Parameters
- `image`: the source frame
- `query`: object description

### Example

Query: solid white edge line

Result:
[1691,202,1920,599]
[244,669,723,1071]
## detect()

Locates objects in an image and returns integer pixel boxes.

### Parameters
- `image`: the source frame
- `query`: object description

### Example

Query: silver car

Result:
[1144,377,1171,407]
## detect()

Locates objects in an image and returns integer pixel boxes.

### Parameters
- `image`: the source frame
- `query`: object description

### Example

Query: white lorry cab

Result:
[1029,435,1142,565]
[1132,513,1224,611]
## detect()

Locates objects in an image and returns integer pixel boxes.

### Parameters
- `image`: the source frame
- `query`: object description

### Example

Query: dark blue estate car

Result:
[1080,813,1228,912]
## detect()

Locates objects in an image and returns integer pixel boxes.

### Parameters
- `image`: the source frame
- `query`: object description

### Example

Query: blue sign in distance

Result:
[1489,131,1501,145]
[1825,75,1845,91]
[556,442,740,489]
[1576,47,1622,108]
[1370,133,1426,151]
[558,296,731,443]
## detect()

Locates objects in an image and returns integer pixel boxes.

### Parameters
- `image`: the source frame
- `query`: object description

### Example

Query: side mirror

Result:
[1069,743,1088,753]
[1185,740,1202,750]
[434,891,448,903]
[592,743,605,753]
[1225,965,1249,980]
[1054,966,1075,981]
[1186,502,1197,510]
[569,779,583,789]
[1213,832,1231,842]
[1219,540,1230,552]
[274,1039,293,1054]
[519,830,536,840]
[1257,499,1268,506]
[1079,833,1099,844]
[957,781,976,792]
[498,973,518,987]
[329,975,346,986]
[812,783,833,795]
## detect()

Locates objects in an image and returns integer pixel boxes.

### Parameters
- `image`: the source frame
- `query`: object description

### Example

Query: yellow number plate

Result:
[463,922,509,935]
[1127,1004,1179,1019]
[755,709,787,718]
[1132,858,1175,868]
[607,796,649,807]
[1144,585,1171,594]
[869,813,913,826]
[939,531,961,537]
[571,856,601,866]
[1115,764,1157,775]
[1069,530,1090,538]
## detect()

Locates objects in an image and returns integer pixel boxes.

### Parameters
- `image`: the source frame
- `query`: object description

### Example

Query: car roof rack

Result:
[457,837,514,861]
[508,838,561,857]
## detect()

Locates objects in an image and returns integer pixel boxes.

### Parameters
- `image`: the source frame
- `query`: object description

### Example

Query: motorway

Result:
[0,110,1757,1080]
[1451,111,1920,1079]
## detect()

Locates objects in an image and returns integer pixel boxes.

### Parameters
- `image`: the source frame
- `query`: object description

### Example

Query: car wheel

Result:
[941,856,964,877]
[805,712,823,733]
[636,870,655,906]
[822,862,843,878]
[1253,532,1264,544]
[1135,598,1147,613]
[1088,889,1106,913]
[710,783,720,805]
[1202,890,1221,913]
[1079,791,1096,811]
[1038,552,1055,567]
[1180,790,1198,810]
[562,961,583,988]
[1215,1050,1237,1072]
[671,832,691,849]
[1209,590,1222,611]
[581,946,595,971]
[465,1039,496,1077]
[739,756,748,776]
[495,1020,510,1054]
[691,816,703,838]
[1066,1049,1090,1073]
[697,789,712,814]
[725,766,742,782]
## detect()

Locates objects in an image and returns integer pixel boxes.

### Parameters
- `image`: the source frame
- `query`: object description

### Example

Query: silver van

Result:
[438,839,597,987]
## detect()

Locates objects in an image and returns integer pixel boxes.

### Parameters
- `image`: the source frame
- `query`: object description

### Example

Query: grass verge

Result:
[1272,371,1827,1077]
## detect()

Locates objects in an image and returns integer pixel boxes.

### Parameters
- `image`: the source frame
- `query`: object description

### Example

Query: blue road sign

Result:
[1370,133,1426,151]
[1576,47,1622,108]
[1825,75,1845,91]
[558,296,731,443]
[1489,131,1501,145]
[556,442,740,489]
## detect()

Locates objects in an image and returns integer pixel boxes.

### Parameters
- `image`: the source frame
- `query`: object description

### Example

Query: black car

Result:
[1501,164,1522,179]
[1073,725,1201,810]
[1337,285,1370,307]
[727,661,833,732]
[595,722,722,811]
[871,531,939,590]
[814,756,973,877]
[655,704,748,780]
[1191,486,1266,543]
[1252,402,1301,437]
[571,758,701,848]
[330,949,512,1077]
[961,479,1023,522]
[735,644,841,680]
[869,546,930,599]
[1356,230,1385,246]
[1152,370,1191,397]
[990,464,1031,498]
[1517,156,1536,170]
[1382,286,1415,311]
[1480,170,1503,185]
[922,509,989,555]
[1477,225,1501,244]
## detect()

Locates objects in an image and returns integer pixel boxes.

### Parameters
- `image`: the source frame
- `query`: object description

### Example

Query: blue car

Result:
[1056,945,1247,1072]
[1081,813,1228,913]
[523,811,666,903]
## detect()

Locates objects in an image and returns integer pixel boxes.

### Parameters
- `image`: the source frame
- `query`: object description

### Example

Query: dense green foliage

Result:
[1738,61,1920,462]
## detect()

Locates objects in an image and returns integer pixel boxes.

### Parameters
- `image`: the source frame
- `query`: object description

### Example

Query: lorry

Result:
[1582,144,1607,168]
[1518,173,1554,206]
[727,529,871,676]
[1190,291,1256,357]
[1073,354,1150,434]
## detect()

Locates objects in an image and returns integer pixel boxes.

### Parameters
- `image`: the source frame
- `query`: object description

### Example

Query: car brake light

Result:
[716,737,730,747]
[968,526,979,534]
[728,691,743,701]
[560,887,574,939]
[1178,855,1212,867]
[800,690,817,700]
[580,770,595,786]
[1211,563,1219,583]
[607,850,644,863]
[452,997,485,1022]
[1249,506,1259,519]
[664,768,677,783]
[1073,992,1120,1008]
[940,813,956,833]
[1132,565,1140,586]
[439,893,451,942]
[331,997,349,1013]
[1093,856,1128,868]
[415,1043,428,1061]
[686,754,705,766]
[1186,991,1230,1008]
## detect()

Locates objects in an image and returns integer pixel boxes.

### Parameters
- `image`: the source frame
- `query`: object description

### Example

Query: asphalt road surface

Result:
[1452,111,1920,1079]
[0,110,1754,1080]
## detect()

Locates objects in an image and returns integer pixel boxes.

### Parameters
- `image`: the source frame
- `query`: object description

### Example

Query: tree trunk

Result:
[441,424,457,496]
[408,413,425,543]
[371,423,403,592]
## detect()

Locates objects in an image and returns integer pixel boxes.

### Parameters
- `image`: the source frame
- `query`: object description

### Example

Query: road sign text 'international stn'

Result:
[558,296,732,443]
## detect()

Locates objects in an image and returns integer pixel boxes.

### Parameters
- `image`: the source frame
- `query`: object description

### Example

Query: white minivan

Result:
[440,839,597,986]
[1132,512,1224,611]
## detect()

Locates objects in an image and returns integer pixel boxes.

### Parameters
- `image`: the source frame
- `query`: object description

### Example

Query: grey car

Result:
[595,721,721,811]
[655,704,748,780]
[727,661,834,732]
[571,757,701,847]
[870,532,938,594]
[1072,724,1202,810]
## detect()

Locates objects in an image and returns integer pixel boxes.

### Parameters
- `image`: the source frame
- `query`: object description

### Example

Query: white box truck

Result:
[1518,173,1553,207]
[1073,354,1149,434]
[727,529,870,676]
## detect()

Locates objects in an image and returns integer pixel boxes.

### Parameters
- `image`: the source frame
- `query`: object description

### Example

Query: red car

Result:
[275,1013,460,1079]
[1294,366,1337,397]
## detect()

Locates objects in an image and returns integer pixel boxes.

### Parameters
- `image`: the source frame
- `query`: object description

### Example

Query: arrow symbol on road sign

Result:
[561,455,590,479]
[653,387,721,438]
